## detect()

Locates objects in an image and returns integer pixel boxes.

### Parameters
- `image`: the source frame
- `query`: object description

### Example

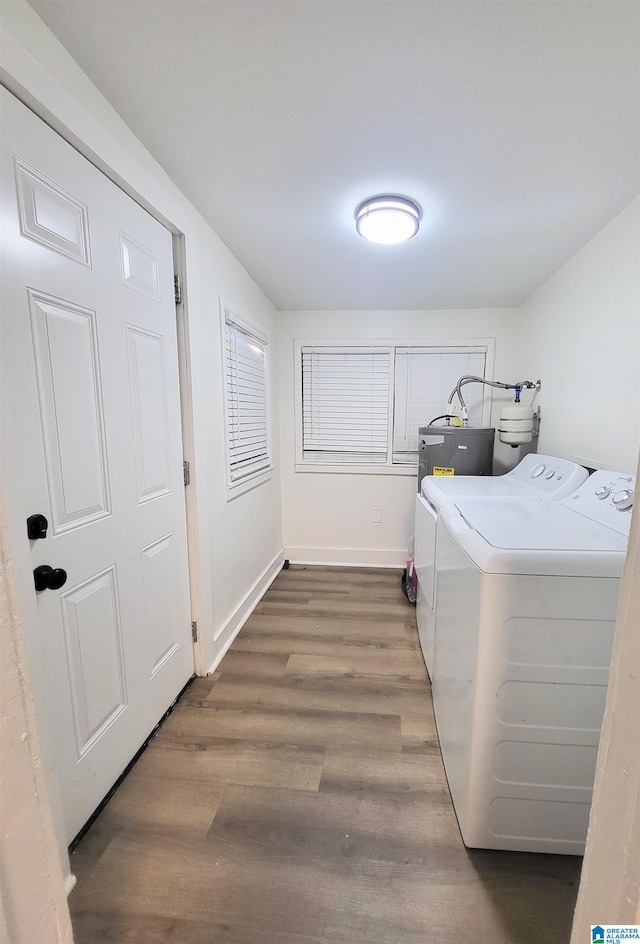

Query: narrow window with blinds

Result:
[224,310,271,489]
[301,346,390,463]
[392,346,488,464]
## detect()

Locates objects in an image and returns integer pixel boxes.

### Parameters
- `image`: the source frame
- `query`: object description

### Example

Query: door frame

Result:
[173,233,204,674]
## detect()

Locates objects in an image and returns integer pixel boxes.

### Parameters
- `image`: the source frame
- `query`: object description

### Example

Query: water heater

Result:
[417,426,495,491]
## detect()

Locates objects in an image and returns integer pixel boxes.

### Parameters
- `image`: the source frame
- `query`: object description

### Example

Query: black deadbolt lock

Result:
[33,565,67,592]
[27,514,49,540]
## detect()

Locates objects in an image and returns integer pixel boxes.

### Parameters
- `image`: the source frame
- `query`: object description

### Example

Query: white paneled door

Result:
[0,89,193,843]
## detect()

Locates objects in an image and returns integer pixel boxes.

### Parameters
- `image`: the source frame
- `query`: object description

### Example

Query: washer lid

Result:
[421,454,588,508]
[455,500,627,553]
[422,475,528,509]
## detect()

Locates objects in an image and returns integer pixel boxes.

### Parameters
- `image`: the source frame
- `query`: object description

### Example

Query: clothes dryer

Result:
[414,454,588,678]
[432,470,635,854]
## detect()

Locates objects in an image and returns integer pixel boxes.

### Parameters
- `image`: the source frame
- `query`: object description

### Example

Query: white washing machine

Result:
[432,470,635,855]
[414,454,588,678]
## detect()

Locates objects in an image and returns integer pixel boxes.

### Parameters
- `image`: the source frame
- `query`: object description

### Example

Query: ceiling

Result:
[28,0,640,312]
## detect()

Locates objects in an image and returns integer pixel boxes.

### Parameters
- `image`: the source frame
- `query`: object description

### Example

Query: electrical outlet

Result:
[371,507,382,525]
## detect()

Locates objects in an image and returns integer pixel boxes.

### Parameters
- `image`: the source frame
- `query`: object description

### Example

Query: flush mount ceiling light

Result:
[355,194,422,245]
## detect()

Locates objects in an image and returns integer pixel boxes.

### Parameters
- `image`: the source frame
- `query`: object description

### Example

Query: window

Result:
[392,346,487,464]
[296,340,493,473]
[223,306,271,496]
[302,347,390,464]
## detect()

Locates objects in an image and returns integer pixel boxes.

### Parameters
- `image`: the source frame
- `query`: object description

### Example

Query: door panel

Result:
[141,532,180,675]
[28,291,111,531]
[120,231,160,300]
[1,87,193,843]
[126,326,172,503]
[61,566,127,756]
[14,157,92,265]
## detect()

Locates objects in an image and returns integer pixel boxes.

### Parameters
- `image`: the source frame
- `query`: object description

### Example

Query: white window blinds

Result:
[301,346,390,463]
[225,313,270,483]
[392,347,487,463]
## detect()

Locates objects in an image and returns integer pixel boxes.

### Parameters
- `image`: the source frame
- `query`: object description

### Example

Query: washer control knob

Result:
[531,464,546,478]
[595,486,611,500]
[545,470,555,480]
[612,489,634,511]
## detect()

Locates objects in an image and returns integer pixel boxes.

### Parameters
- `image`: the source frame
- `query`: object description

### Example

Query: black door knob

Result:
[27,514,49,540]
[33,565,68,592]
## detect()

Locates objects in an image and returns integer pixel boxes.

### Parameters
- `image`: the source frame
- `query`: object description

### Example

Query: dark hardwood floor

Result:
[69,565,581,943]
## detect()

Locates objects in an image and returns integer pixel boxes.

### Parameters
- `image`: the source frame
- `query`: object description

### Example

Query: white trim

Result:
[206,549,285,674]
[225,465,274,500]
[224,305,269,345]
[173,234,205,675]
[285,546,406,568]
[386,343,397,464]
[64,873,77,897]
[294,462,417,475]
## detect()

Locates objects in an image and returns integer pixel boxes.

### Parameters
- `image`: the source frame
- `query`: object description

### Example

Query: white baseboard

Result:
[284,546,406,568]
[206,549,285,674]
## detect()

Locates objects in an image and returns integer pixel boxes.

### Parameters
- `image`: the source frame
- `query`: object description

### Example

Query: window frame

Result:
[294,337,495,475]
[221,300,273,499]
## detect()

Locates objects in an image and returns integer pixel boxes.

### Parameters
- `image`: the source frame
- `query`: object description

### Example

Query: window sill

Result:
[294,463,417,476]
[226,466,273,500]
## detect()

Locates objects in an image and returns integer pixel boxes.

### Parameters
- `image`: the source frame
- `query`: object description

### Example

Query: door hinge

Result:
[183,459,190,486]
[174,275,182,305]
[191,621,198,643]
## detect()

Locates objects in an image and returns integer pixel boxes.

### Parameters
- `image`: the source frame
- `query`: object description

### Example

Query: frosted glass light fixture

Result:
[355,195,421,244]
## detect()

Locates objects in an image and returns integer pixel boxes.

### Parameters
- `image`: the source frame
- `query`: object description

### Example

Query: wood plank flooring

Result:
[69,565,581,943]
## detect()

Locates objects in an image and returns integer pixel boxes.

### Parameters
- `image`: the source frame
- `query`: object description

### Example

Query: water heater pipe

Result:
[447,375,540,413]
[443,375,541,447]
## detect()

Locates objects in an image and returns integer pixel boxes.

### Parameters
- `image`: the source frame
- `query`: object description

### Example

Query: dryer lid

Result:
[453,499,628,553]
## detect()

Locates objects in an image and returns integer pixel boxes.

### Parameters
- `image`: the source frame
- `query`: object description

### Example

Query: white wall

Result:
[0,494,74,944]
[278,309,522,566]
[517,198,639,473]
[0,0,284,679]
